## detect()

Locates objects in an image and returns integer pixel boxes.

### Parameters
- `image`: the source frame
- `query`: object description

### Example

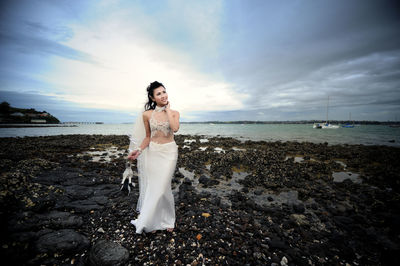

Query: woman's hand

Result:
[164,101,179,132]
[127,150,141,161]
[165,101,170,111]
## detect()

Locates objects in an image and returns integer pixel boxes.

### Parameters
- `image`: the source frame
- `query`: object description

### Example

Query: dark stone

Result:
[41,211,83,228]
[282,220,294,229]
[268,238,289,250]
[292,203,305,214]
[267,196,274,202]
[271,253,281,263]
[183,178,192,185]
[10,231,37,242]
[89,240,129,266]
[245,199,256,209]
[241,187,249,193]
[198,175,209,185]
[186,211,195,217]
[254,189,263,195]
[381,248,400,265]
[64,185,94,199]
[333,216,354,225]
[91,196,109,205]
[8,215,41,232]
[93,184,118,197]
[35,168,81,185]
[62,200,102,213]
[208,179,220,186]
[35,229,89,254]
[62,176,100,186]
[210,197,221,206]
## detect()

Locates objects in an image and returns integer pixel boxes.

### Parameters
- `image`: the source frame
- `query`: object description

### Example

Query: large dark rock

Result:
[333,216,354,227]
[292,203,305,214]
[93,184,119,197]
[34,167,82,185]
[10,211,84,230]
[89,240,129,266]
[35,229,89,254]
[64,185,94,199]
[198,175,209,185]
[62,200,102,213]
[41,211,83,228]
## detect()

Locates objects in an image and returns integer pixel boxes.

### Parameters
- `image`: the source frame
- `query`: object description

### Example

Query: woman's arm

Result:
[139,112,151,150]
[165,102,180,132]
[128,112,151,161]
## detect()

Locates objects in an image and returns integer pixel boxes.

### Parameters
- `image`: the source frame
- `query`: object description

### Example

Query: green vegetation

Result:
[0,101,60,124]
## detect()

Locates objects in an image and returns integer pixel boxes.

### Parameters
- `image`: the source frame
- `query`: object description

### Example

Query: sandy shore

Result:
[1,134,399,265]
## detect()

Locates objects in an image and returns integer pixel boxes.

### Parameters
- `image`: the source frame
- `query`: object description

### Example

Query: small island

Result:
[0,101,60,126]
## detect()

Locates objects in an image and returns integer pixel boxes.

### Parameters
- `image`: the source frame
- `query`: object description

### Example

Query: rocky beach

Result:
[1,134,399,265]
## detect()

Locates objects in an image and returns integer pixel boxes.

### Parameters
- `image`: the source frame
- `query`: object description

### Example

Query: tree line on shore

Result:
[0,101,60,124]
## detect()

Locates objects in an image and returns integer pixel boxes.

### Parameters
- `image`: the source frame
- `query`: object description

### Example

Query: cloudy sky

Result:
[1,0,399,122]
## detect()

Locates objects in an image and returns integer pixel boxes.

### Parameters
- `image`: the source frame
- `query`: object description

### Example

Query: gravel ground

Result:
[1,134,399,265]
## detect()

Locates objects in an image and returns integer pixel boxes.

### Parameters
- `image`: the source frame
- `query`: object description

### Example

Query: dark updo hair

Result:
[145,81,166,110]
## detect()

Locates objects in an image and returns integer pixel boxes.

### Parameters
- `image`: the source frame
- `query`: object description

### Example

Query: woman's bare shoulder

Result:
[143,110,153,119]
[170,109,180,116]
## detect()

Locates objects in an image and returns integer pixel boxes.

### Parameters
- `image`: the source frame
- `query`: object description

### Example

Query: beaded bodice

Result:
[149,106,173,138]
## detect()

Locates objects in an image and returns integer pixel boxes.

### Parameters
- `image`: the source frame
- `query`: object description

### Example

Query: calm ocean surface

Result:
[1,123,399,147]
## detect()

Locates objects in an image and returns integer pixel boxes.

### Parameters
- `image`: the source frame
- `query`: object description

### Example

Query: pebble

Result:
[280,256,288,266]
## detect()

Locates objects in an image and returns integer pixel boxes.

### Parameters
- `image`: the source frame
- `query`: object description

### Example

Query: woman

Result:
[127,81,180,234]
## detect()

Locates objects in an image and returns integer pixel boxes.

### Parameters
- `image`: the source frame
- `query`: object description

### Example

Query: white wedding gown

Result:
[130,106,178,233]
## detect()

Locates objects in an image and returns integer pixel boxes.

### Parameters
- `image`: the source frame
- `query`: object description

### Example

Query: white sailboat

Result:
[313,123,322,128]
[342,112,355,128]
[321,96,339,129]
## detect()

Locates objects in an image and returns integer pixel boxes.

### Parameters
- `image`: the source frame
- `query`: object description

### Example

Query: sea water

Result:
[0,123,399,147]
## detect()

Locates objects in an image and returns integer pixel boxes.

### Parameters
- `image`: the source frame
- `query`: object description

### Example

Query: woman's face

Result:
[151,86,168,106]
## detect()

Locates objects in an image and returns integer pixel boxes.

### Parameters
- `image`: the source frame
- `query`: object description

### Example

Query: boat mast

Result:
[326,96,329,123]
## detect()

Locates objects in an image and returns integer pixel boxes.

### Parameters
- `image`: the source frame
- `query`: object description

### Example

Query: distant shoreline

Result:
[180,121,400,125]
[0,124,77,128]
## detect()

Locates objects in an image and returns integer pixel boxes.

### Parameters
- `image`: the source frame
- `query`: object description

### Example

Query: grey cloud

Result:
[216,1,400,121]
[0,2,96,65]
[23,21,74,42]
[0,32,97,64]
